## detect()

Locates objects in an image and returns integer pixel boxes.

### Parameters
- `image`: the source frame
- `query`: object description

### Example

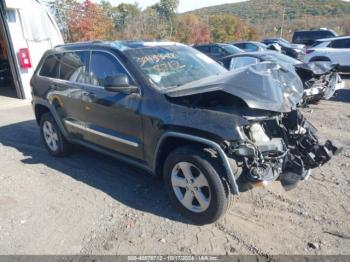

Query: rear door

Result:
[80,50,144,160]
[40,51,89,137]
[328,38,350,67]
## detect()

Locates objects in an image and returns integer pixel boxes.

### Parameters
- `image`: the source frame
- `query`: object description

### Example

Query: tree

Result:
[100,1,141,32]
[208,15,258,42]
[46,0,78,41]
[343,18,350,35]
[152,0,179,37]
[68,0,115,42]
[209,15,240,42]
[175,14,210,44]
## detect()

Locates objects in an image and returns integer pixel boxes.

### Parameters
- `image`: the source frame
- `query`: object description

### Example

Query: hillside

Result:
[188,0,350,39]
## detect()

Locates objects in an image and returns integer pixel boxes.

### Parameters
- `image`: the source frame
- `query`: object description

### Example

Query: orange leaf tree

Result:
[68,0,114,42]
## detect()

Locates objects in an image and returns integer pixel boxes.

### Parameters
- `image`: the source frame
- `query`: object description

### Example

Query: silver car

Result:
[304,36,350,72]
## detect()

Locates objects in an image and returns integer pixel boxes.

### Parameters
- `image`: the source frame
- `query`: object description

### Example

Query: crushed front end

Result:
[227,110,339,190]
[294,62,342,105]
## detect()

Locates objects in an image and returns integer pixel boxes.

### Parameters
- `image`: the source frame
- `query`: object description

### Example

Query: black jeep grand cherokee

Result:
[31,41,338,224]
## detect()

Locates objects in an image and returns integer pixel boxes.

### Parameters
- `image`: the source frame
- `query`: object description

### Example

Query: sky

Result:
[100,0,246,13]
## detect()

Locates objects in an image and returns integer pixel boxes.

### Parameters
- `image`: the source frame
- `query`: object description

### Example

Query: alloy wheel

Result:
[171,162,211,213]
[42,121,59,152]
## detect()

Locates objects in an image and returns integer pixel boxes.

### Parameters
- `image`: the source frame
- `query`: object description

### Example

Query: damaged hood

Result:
[165,62,304,113]
[294,61,338,76]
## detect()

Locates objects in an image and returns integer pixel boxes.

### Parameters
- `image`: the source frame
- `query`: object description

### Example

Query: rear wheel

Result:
[40,112,71,157]
[163,145,232,225]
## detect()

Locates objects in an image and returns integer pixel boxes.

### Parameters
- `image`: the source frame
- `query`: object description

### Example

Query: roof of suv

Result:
[55,40,185,52]
[316,35,350,42]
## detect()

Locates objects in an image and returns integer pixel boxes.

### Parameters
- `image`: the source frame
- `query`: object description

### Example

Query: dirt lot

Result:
[0,84,349,256]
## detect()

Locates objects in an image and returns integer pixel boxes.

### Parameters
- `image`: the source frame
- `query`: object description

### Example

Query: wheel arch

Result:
[153,132,240,195]
[309,56,331,62]
[34,103,50,125]
[32,98,70,139]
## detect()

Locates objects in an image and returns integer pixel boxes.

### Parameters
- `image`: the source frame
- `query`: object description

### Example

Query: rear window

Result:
[39,54,61,78]
[233,43,245,49]
[195,46,210,53]
[59,51,90,83]
[293,31,336,45]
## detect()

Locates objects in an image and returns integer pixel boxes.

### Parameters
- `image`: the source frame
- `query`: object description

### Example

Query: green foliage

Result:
[153,0,179,21]
[189,0,350,39]
[190,0,350,20]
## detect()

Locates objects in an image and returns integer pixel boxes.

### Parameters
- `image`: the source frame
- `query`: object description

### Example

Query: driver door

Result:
[80,51,144,160]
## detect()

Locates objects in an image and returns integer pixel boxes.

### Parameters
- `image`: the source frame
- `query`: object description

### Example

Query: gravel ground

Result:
[0,83,349,256]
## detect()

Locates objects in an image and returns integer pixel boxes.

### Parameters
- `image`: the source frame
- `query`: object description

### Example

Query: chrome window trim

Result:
[64,120,139,148]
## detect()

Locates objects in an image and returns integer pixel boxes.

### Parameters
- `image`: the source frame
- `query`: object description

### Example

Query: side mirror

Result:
[104,74,138,94]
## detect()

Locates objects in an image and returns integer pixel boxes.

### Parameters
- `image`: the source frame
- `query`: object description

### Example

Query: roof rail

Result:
[54,40,105,48]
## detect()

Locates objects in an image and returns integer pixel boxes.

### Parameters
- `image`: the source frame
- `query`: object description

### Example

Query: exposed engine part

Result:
[228,109,340,189]
[282,110,340,170]
[246,123,271,144]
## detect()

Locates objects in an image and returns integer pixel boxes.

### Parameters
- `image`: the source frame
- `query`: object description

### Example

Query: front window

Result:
[124,45,227,90]
[90,51,129,86]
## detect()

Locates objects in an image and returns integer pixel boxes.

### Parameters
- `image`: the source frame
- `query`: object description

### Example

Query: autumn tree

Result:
[208,15,258,42]
[343,18,350,35]
[68,0,114,42]
[47,0,261,43]
[175,14,210,44]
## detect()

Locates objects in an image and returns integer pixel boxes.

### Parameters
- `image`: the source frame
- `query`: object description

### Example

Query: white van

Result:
[0,0,63,99]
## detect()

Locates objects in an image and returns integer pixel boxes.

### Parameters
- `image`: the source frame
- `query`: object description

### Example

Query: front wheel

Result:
[163,145,232,225]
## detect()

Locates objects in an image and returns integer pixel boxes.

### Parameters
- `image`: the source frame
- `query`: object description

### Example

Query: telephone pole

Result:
[280,7,286,38]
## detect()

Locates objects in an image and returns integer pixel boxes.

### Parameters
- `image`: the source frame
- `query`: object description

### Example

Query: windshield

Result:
[124,45,227,90]
[262,52,301,65]
[220,44,242,54]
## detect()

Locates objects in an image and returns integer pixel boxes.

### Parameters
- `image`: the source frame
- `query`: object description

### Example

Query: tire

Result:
[323,73,339,100]
[40,112,71,157]
[163,145,232,225]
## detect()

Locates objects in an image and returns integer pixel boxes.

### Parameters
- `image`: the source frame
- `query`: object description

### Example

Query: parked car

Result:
[262,38,305,60]
[230,41,267,52]
[304,36,350,73]
[193,43,242,60]
[218,51,342,104]
[292,29,337,47]
[31,41,339,224]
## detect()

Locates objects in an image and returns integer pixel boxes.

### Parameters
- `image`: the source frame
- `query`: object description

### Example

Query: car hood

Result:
[294,61,338,76]
[165,62,304,113]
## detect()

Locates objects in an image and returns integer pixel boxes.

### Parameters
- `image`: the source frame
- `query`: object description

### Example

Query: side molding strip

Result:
[155,132,240,195]
[64,120,139,148]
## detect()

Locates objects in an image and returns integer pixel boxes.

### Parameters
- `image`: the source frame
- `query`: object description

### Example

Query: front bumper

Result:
[227,111,339,189]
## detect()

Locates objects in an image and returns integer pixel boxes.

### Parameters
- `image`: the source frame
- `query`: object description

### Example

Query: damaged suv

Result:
[31,41,339,224]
